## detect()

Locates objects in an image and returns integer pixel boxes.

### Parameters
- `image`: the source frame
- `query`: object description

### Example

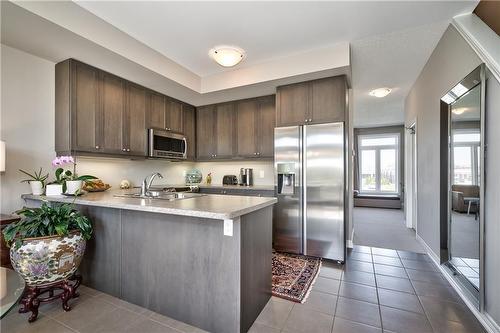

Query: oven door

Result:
[148,129,187,159]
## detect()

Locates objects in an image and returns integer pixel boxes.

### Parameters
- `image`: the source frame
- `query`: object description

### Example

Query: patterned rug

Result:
[272,251,322,303]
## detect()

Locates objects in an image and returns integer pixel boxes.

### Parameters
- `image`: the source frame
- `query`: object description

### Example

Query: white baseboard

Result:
[346,228,354,248]
[416,235,499,333]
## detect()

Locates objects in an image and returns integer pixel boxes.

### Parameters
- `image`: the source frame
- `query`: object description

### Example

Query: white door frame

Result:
[404,120,417,230]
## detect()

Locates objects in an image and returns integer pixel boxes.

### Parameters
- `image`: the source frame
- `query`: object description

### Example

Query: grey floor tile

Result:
[52,296,117,331]
[344,260,374,273]
[79,307,142,333]
[411,280,462,303]
[377,288,424,314]
[419,296,478,324]
[372,255,402,267]
[332,317,382,333]
[341,270,376,287]
[335,297,381,328]
[1,312,74,333]
[347,252,373,263]
[461,258,479,269]
[149,312,208,332]
[295,290,337,315]
[338,281,378,304]
[78,285,103,297]
[283,306,333,333]
[314,276,341,295]
[405,268,447,284]
[248,322,281,333]
[427,313,486,333]
[255,297,294,329]
[371,248,399,258]
[124,317,180,333]
[97,293,153,316]
[401,259,437,271]
[374,264,408,279]
[397,250,430,262]
[380,306,433,333]
[352,245,372,254]
[320,265,343,280]
[376,275,415,294]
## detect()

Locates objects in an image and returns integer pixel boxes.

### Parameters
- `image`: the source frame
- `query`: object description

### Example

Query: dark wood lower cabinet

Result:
[75,204,273,333]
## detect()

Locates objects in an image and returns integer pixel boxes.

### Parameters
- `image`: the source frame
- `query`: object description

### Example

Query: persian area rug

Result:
[272,251,321,303]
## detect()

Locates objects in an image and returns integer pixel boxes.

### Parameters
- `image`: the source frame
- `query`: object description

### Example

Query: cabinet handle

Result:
[122,148,126,152]
[309,118,312,122]
[126,148,130,152]
[257,152,260,156]
[95,145,100,150]
[305,119,308,123]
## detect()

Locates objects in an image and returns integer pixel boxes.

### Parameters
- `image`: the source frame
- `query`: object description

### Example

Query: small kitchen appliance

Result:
[223,175,238,185]
[239,168,253,186]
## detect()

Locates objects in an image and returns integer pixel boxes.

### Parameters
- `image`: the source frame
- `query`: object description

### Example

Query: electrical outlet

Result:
[259,170,265,179]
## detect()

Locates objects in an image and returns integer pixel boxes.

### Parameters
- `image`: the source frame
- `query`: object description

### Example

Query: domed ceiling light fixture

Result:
[209,46,245,67]
[369,87,392,98]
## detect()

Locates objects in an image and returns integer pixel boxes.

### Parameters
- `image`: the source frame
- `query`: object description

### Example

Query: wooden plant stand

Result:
[18,274,82,322]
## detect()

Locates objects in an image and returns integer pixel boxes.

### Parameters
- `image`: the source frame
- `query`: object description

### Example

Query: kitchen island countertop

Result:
[22,189,276,220]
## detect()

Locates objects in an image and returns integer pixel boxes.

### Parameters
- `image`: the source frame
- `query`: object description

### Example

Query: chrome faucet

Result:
[140,172,163,197]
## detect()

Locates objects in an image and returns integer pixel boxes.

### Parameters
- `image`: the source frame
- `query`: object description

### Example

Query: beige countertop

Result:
[22,190,277,220]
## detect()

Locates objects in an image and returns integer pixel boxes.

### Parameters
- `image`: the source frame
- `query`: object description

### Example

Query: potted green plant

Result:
[19,168,48,195]
[48,156,97,195]
[3,201,92,286]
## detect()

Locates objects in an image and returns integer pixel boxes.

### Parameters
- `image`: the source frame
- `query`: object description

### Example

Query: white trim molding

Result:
[453,14,500,83]
[416,235,500,333]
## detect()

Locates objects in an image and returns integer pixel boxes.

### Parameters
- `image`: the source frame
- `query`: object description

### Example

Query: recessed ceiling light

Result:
[369,88,391,98]
[209,46,245,67]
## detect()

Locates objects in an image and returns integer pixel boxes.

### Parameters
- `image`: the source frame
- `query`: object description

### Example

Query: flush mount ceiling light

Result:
[369,87,392,98]
[209,46,245,67]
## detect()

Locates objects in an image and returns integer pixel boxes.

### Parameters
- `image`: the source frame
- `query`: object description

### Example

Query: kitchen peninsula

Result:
[22,191,276,333]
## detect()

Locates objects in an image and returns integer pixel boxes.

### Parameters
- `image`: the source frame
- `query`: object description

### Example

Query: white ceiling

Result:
[351,21,451,127]
[75,1,477,78]
[3,1,479,126]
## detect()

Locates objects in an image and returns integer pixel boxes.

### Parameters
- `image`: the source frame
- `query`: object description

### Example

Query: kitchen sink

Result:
[115,192,205,201]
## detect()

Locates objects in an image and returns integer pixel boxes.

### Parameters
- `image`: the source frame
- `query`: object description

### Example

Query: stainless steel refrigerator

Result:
[274,123,345,262]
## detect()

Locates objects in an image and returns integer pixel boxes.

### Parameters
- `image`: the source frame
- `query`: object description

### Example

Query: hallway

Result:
[353,207,424,253]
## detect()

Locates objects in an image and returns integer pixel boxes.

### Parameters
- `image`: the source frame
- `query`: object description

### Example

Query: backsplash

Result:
[76,157,274,188]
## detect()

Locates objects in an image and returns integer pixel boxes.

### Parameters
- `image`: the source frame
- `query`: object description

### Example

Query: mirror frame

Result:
[439,64,486,310]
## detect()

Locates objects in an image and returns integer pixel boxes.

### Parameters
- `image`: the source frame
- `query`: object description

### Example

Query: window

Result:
[358,133,400,194]
[452,130,480,185]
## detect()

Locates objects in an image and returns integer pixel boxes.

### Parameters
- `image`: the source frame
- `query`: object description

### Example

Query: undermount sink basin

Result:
[115,192,205,201]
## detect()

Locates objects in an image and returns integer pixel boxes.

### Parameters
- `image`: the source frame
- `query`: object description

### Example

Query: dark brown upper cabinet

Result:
[235,96,275,159]
[100,72,126,155]
[147,94,184,133]
[196,106,216,160]
[166,99,183,133]
[182,104,196,160]
[196,102,238,160]
[56,60,100,154]
[148,92,166,130]
[126,83,147,156]
[56,59,194,158]
[276,76,346,127]
[214,103,236,159]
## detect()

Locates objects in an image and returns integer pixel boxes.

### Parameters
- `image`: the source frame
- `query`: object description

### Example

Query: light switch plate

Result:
[224,219,233,237]
[259,170,265,178]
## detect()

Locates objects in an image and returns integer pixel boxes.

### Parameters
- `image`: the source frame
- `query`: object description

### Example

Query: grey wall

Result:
[404,25,481,256]
[484,73,500,326]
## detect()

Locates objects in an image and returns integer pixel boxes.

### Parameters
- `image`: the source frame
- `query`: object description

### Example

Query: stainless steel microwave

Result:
[148,128,187,160]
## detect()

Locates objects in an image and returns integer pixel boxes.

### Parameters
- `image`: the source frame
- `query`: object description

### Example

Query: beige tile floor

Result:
[1,246,487,333]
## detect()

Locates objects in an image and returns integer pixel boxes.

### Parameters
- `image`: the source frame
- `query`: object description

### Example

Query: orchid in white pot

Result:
[49,156,97,195]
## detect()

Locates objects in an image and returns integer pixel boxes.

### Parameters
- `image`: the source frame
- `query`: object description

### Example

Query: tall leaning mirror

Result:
[441,65,484,303]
